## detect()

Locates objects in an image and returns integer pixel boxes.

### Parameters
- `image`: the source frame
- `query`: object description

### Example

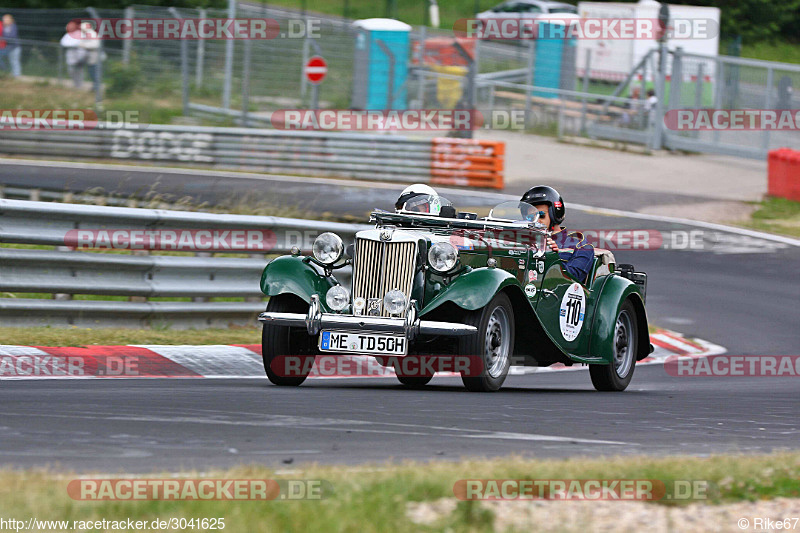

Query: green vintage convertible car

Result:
[258,199,651,392]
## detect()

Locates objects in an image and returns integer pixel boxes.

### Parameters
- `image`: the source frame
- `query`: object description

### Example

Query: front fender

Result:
[420,267,526,315]
[589,275,651,364]
[260,256,335,308]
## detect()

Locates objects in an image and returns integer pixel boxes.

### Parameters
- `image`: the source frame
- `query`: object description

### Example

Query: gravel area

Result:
[408,497,800,532]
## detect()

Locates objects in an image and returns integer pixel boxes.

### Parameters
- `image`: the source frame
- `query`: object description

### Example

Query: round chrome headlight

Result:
[325,285,350,312]
[313,232,343,265]
[428,242,458,272]
[383,289,407,315]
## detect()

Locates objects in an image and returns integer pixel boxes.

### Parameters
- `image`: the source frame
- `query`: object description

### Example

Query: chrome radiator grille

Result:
[352,238,417,317]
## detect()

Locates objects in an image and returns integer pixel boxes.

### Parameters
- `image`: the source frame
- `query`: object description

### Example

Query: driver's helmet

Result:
[520,185,565,229]
[395,183,443,215]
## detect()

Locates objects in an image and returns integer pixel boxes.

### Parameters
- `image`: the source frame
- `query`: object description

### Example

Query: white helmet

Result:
[395,183,442,215]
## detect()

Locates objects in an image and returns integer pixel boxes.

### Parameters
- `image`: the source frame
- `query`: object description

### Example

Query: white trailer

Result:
[576,0,720,83]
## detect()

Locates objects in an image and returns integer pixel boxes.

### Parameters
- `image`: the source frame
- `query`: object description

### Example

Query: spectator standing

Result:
[80,22,102,94]
[619,86,641,128]
[2,15,21,77]
[644,89,658,128]
[644,89,658,111]
[0,17,6,73]
[60,21,86,88]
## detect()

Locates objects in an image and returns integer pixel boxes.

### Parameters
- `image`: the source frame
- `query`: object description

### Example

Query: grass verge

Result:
[0,452,797,533]
[0,326,260,346]
[0,77,183,125]
[743,196,800,238]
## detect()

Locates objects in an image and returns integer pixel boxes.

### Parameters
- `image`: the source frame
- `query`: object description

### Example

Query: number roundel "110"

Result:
[559,283,586,341]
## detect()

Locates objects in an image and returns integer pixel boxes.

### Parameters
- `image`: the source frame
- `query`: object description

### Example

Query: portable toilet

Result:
[534,17,578,99]
[351,18,411,110]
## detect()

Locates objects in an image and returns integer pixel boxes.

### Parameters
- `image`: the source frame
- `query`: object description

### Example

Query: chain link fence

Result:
[0,5,798,159]
[664,50,800,158]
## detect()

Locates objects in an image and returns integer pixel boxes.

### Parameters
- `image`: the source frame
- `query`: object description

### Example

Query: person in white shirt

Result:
[60,21,86,88]
[79,22,101,93]
[644,89,658,128]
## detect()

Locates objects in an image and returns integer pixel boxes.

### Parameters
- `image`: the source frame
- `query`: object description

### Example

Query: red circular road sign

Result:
[304,56,328,84]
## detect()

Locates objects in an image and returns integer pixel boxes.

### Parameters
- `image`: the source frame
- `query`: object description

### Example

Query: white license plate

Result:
[319,331,407,355]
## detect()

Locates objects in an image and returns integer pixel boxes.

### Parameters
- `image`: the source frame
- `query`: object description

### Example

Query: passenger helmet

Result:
[395,183,442,215]
[520,185,565,229]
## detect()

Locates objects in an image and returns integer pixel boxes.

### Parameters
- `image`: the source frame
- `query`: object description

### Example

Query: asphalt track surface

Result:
[0,158,712,215]
[1,159,799,472]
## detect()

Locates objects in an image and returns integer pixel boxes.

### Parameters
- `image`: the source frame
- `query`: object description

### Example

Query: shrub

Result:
[105,61,141,97]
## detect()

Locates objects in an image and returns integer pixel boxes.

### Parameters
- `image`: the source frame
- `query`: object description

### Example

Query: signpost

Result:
[304,56,327,110]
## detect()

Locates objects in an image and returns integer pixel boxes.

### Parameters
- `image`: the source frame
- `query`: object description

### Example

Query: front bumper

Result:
[258,295,477,341]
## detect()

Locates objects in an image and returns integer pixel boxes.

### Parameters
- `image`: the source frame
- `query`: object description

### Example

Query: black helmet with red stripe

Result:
[520,185,565,229]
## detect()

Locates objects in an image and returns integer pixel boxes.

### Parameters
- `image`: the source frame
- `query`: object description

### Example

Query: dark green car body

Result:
[259,209,651,391]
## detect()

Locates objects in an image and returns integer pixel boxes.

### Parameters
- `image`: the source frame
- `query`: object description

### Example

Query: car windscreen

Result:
[487,200,542,224]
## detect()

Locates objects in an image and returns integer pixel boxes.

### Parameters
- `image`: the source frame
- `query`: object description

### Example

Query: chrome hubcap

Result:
[613,310,634,378]
[484,306,511,378]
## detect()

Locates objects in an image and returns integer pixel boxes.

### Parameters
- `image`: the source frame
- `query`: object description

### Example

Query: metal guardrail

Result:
[0,185,135,206]
[0,249,265,298]
[0,124,504,188]
[0,199,367,328]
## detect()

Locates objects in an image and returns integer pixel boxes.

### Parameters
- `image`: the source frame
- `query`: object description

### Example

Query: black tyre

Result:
[262,295,316,386]
[376,355,434,388]
[589,299,638,391]
[458,293,515,392]
[396,374,433,387]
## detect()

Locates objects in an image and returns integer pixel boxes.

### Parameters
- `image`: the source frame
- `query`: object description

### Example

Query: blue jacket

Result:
[3,24,18,51]
[554,230,594,283]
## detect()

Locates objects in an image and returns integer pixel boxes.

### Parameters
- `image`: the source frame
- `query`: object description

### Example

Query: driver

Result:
[520,185,594,283]
[395,183,444,215]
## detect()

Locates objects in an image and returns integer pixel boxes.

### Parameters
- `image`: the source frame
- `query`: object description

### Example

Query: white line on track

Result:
[0,410,628,446]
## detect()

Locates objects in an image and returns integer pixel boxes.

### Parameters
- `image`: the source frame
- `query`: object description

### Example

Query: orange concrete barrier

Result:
[768,148,800,202]
[430,138,504,189]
